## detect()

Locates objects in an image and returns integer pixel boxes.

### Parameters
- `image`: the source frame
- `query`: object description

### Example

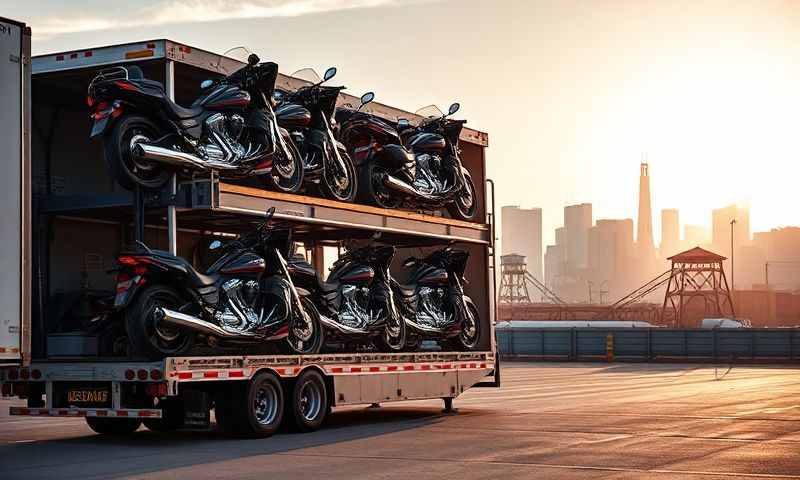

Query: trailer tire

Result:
[85,417,142,435]
[286,369,328,433]
[143,398,184,432]
[217,372,284,438]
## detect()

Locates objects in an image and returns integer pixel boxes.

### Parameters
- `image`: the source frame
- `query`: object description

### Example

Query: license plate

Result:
[66,388,110,406]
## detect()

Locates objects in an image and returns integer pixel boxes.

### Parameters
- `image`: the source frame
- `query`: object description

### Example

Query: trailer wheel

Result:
[217,372,284,438]
[85,417,142,435]
[143,398,184,432]
[286,369,328,432]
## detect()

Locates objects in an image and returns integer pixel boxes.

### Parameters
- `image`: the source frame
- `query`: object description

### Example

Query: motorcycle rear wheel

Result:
[104,115,171,191]
[358,162,402,209]
[263,138,304,193]
[447,173,478,221]
[316,145,357,202]
[126,285,195,360]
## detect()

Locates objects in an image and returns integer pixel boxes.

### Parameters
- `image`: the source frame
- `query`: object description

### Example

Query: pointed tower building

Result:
[637,161,655,259]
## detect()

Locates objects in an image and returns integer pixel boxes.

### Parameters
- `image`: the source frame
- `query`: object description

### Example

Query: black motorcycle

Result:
[273,67,358,202]
[288,245,406,352]
[88,48,303,192]
[113,208,323,359]
[393,247,482,351]
[340,102,478,220]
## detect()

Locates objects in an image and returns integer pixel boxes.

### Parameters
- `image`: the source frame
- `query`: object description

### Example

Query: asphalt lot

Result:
[1,362,799,479]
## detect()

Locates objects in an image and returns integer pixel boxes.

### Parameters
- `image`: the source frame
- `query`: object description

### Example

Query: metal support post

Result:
[165,60,178,255]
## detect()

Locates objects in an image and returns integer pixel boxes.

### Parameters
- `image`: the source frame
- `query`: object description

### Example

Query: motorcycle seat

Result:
[395,283,417,297]
[318,279,339,293]
[150,250,219,288]
[128,77,204,120]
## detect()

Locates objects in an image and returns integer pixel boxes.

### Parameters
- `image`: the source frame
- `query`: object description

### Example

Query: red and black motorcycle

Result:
[88,48,303,192]
[337,102,478,220]
[112,208,323,359]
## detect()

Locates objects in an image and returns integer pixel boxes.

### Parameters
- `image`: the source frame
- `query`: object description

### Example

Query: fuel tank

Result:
[220,252,266,276]
[407,132,446,152]
[276,103,312,129]
[413,265,449,287]
[194,85,251,110]
[330,264,375,285]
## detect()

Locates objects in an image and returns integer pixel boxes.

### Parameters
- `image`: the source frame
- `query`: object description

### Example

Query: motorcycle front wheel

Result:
[358,161,402,209]
[316,145,357,202]
[447,173,478,221]
[374,314,407,352]
[263,138,304,194]
[125,285,195,360]
[445,299,482,352]
[104,115,171,191]
[284,297,324,354]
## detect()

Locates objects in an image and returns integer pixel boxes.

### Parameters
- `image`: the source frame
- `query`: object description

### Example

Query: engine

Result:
[215,278,263,333]
[199,113,249,164]
[413,153,447,194]
[416,286,453,328]
[339,284,377,329]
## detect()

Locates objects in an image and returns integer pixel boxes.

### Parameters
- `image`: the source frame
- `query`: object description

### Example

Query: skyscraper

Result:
[660,209,680,258]
[712,204,750,254]
[636,162,655,259]
[501,206,543,281]
[564,203,592,271]
[589,218,635,297]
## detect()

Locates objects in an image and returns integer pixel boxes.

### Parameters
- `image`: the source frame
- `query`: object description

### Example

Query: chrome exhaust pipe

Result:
[318,314,370,335]
[156,307,257,339]
[404,318,443,334]
[135,144,210,170]
[382,174,419,197]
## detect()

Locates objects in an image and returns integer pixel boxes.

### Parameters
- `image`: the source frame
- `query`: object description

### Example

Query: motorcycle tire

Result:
[103,115,171,191]
[357,161,402,209]
[282,297,325,355]
[316,145,357,202]
[447,172,478,221]
[445,298,482,352]
[263,137,304,194]
[125,285,195,360]
[374,314,407,352]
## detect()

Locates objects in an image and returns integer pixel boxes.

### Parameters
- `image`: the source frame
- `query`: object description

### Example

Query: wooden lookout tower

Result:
[661,247,735,327]
[499,254,532,304]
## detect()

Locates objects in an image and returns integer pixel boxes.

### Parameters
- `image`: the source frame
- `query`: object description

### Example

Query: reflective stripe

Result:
[10,407,162,418]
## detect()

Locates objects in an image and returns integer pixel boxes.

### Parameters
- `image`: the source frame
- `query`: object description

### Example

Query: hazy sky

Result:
[9,0,800,247]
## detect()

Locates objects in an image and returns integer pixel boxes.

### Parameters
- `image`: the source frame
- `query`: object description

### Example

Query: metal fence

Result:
[497,327,800,362]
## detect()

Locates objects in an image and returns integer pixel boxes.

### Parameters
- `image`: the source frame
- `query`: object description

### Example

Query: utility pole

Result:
[765,262,769,289]
[729,219,736,293]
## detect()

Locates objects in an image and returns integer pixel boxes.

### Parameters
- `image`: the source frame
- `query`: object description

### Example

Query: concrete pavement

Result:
[1,363,799,479]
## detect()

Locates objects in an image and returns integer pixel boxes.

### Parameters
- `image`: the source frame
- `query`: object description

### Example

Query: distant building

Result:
[501,206,543,281]
[712,204,750,253]
[684,224,710,248]
[660,209,680,259]
[589,219,635,298]
[636,162,655,259]
[544,244,562,289]
[564,203,592,271]
[753,227,800,290]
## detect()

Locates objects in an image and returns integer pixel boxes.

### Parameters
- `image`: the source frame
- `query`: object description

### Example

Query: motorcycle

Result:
[88,48,303,193]
[393,247,482,351]
[273,67,358,202]
[112,208,324,359]
[287,245,406,352]
[340,102,478,220]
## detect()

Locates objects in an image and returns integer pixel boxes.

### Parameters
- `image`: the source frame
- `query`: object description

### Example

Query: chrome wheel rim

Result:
[299,381,322,422]
[254,383,279,425]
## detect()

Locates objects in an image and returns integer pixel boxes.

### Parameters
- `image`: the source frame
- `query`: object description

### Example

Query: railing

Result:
[497,327,800,363]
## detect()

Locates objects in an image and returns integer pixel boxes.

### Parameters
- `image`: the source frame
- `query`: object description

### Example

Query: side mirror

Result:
[209,240,223,250]
[323,67,337,82]
[360,91,375,106]
[200,79,214,89]
[448,102,460,116]
[248,53,260,66]
[397,118,410,127]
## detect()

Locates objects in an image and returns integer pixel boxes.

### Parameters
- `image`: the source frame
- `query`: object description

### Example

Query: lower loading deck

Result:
[6,351,497,418]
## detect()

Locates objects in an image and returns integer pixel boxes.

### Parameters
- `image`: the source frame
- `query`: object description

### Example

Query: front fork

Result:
[321,111,349,176]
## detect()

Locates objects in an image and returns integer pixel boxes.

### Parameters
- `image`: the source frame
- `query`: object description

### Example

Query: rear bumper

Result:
[10,406,162,418]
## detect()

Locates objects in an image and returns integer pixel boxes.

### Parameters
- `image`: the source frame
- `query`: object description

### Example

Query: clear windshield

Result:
[415,105,444,119]
[216,46,252,75]
[292,68,321,84]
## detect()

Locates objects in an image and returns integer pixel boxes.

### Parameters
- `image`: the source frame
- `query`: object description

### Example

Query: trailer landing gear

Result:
[442,397,458,414]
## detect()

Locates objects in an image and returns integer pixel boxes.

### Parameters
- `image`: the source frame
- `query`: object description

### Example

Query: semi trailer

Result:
[0,36,499,437]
